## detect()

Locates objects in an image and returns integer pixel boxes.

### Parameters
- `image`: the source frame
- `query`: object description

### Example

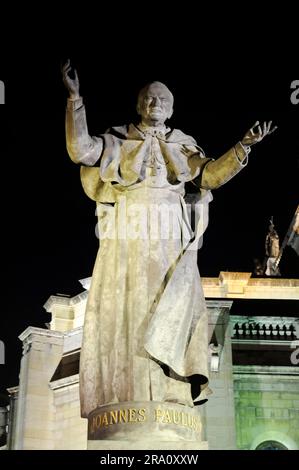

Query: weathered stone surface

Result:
[88,401,202,442]
[87,401,207,450]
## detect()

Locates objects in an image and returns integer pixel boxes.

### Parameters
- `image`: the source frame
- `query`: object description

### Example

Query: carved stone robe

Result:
[66,99,249,417]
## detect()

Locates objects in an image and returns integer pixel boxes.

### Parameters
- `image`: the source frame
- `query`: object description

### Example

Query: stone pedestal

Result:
[87,401,208,450]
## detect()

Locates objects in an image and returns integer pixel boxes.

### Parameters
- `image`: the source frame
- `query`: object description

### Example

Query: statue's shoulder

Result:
[104,124,145,141]
[104,125,130,138]
[167,129,205,157]
[167,128,197,146]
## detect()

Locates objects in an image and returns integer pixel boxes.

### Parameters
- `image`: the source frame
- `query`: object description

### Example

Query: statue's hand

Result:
[62,59,80,99]
[241,121,277,147]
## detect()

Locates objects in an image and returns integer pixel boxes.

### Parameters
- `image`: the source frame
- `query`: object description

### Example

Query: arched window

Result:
[256,440,288,451]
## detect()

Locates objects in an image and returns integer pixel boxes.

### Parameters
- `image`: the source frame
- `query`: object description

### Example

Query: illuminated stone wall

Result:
[234,365,299,450]
[51,378,87,450]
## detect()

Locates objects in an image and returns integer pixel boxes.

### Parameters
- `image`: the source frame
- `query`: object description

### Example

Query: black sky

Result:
[0,52,298,398]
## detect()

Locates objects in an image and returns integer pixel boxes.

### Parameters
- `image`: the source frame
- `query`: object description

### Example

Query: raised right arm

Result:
[66,98,103,165]
[62,60,103,166]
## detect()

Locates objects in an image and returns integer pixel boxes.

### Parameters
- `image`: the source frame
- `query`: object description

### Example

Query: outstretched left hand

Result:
[242,121,277,147]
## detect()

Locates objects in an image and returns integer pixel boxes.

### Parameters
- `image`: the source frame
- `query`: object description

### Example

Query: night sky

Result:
[0,53,298,400]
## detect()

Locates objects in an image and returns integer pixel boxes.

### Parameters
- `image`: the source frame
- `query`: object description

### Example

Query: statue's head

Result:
[136,81,174,125]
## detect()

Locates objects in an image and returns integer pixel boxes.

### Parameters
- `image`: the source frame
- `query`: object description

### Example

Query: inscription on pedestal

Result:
[88,401,202,442]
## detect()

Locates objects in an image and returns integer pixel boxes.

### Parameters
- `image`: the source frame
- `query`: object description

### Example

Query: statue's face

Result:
[137,82,173,124]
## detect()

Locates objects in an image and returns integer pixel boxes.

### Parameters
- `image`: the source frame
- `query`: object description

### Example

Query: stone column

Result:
[0,406,8,448]
[6,387,18,450]
[201,300,236,450]
[14,327,64,449]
